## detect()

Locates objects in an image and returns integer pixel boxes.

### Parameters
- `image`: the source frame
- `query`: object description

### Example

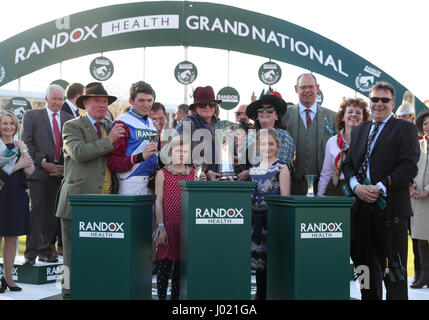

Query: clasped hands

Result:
[354,184,381,203]
[42,161,63,177]
[410,184,429,200]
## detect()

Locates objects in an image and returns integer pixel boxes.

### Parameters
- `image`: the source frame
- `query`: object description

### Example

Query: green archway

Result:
[0,1,425,113]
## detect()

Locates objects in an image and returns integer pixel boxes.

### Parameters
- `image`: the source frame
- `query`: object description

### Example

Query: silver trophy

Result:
[194,159,204,181]
[215,121,237,180]
[305,175,316,197]
[148,132,159,144]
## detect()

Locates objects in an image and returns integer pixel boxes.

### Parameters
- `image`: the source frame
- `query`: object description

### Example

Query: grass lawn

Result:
[0,236,26,258]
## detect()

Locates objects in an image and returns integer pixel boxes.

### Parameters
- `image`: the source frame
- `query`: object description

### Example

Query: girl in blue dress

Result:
[250,128,290,300]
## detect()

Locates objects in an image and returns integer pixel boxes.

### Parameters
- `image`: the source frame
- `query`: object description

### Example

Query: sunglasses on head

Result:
[370,97,391,103]
[257,106,275,114]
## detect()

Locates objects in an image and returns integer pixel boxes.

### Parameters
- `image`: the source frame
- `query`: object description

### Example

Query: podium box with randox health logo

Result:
[69,194,155,300]
[179,181,256,300]
[264,195,354,300]
[0,256,63,285]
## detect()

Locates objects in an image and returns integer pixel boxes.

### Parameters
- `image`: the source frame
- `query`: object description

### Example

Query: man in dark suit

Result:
[21,84,74,265]
[343,81,420,300]
[62,83,84,118]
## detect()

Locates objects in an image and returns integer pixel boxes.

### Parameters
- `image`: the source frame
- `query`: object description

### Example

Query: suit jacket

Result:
[21,108,74,181]
[282,104,337,177]
[342,116,420,217]
[55,115,117,220]
[62,101,78,118]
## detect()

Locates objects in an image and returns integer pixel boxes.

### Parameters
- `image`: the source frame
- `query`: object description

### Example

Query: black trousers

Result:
[25,177,61,259]
[351,202,409,300]
[156,260,180,300]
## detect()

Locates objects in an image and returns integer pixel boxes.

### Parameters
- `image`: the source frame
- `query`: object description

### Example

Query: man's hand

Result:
[42,161,64,176]
[354,184,380,203]
[207,170,221,181]
[142,142,158,160]
[107,124,126,143]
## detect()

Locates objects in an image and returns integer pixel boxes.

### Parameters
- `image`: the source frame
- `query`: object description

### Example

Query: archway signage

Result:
[217,86,240,110]
[90,56,114,81]
[5,97,32,122]
[258,61,281,86]
[0,1,424,113]
[174,60,198,85]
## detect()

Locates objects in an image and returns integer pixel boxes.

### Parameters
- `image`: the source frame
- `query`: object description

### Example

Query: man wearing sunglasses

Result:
[282,73,337,195]
[343,81,420,300]
[235,104,250,126]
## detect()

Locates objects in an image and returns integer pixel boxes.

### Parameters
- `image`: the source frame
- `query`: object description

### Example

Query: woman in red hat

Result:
[175,86,222,180]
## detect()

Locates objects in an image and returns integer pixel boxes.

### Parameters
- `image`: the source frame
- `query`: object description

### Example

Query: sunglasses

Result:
[370,97,392,103]
[235,112,245,116]
[198,102,217,109]
[257,106,275,114]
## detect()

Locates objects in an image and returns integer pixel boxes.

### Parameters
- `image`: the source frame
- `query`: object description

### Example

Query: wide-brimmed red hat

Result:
[76,82,117,109]
[189,86,222,110]
[246,94,288,120]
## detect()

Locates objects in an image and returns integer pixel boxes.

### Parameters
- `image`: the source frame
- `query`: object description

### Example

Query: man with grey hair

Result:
[21,84,73,266]
[174,103,189,128]
[282,73,337,195]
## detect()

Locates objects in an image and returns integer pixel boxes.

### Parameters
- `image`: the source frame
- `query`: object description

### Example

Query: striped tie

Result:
[357,122,382,182]
[94,121,103,139]
[305,108,312,129]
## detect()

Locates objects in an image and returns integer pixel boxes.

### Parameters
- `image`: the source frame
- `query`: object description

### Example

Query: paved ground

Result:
[1,274,429,300]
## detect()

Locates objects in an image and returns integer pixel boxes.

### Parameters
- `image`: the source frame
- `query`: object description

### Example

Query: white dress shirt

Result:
[44,106,61,162]
[65,99,80,118]
[349,114,393,195]
[298,102,317,130]
[45,106,61,141]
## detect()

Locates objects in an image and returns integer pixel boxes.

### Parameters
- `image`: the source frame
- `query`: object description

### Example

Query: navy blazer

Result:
[342,116,420,217]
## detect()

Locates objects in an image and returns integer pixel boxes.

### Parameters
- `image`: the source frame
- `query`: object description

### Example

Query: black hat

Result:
[76,82,117,109]
[246,94,287,121]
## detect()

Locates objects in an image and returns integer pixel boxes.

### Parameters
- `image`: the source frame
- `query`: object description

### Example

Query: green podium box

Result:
[0,257,63,284]
[179,181,256,300]
[264,195,354,300]
[69,194,155,300]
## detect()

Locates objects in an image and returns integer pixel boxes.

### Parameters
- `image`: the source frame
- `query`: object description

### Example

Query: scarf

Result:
[333,132,349,186]
[0,138,19,190]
